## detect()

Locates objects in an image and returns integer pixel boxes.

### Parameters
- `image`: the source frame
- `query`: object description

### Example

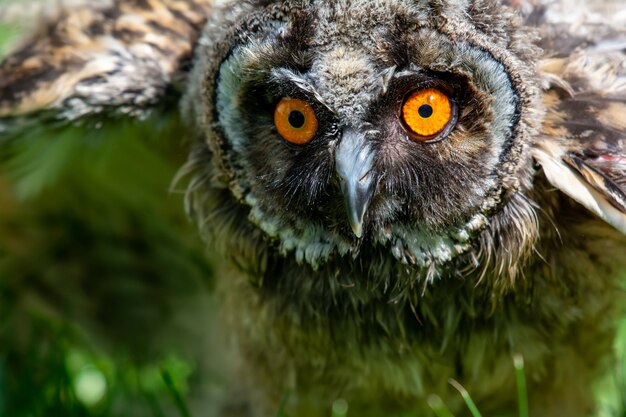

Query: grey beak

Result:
[335,129,377,238]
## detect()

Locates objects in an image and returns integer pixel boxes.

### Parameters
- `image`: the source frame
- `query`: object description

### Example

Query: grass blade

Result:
[331,399,349,417]
[514,355,529,417]
[275,390,291,417]
[161,370,191,417]
[449,379,482,417]
[427,394,455,417]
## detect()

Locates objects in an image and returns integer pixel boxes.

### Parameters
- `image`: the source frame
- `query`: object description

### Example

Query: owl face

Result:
[192,0,540,269]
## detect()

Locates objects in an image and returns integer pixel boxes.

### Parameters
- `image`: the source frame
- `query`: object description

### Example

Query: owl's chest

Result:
[217,215,625,414]
[222,259,527,410]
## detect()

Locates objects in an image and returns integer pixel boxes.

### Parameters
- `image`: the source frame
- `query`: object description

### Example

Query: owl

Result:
[0,0,625,416]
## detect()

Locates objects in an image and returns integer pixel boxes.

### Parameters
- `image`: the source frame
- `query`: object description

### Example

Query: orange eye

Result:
[401,88,454,140]
[274,98,319,145]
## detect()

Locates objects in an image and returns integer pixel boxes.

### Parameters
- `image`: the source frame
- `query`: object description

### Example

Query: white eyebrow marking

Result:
[270,67,335,113]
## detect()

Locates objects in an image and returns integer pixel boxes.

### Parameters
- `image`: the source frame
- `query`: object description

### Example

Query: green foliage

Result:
[1,313,198,417]
[0,114,214,417]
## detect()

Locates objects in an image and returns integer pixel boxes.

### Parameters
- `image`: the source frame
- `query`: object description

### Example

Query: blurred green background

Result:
[0,2,624,417]
[0,5,221,416]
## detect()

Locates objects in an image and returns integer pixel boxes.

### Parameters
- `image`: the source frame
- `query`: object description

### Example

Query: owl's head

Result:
[186,0,541,270]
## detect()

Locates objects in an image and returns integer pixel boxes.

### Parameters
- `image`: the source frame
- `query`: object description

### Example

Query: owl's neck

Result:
[207,177,626,358]
[204,182,542,317]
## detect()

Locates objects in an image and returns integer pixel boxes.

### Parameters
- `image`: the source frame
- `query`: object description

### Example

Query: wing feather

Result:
[533,3,626,235]
[532,143,626,234]
[0,0,212,131]
[563,153,626,213]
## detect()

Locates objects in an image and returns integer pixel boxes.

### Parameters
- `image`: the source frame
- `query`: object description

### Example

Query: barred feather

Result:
[0,0,212,128]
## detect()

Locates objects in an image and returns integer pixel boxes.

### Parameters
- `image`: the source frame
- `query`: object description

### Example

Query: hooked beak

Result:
[335,129,377,238]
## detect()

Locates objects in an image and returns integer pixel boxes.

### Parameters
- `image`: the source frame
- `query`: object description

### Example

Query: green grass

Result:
[514,355,529,417]
[0,120,213,417]
[428,395,456,417]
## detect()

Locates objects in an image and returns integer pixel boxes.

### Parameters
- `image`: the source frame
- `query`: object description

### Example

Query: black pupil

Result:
[418,104,434,118]
[288,111,306,128]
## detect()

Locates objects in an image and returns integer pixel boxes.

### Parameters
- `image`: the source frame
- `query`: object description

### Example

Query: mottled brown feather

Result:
[537,19,626,228]
[0,0,212,123]
[564,153,626,213]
